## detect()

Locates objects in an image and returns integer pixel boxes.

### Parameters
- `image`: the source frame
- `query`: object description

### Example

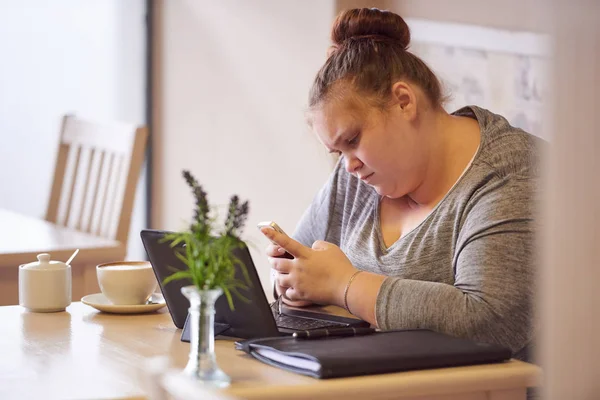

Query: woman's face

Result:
[311,92,428,199]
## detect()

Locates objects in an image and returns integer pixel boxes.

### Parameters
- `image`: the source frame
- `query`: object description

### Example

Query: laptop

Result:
[140,229,370,341]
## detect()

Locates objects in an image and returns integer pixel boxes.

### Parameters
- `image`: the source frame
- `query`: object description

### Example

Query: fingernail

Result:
[277,247,286,254]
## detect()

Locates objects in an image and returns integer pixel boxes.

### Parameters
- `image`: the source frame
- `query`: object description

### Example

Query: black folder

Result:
[236,329,512,379]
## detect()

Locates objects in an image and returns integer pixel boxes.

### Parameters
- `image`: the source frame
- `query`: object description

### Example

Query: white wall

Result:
[539,1,600,398]
[154,0,337,299]
[385,0,547,32]
[0,0,147,260]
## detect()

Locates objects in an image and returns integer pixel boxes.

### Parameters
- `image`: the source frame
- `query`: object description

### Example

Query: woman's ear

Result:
[391,81,417,121]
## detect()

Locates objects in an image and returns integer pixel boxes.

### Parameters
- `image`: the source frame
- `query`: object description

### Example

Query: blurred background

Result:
[0,0,147,259]
[0,0,551,296]
[0,1,597,398]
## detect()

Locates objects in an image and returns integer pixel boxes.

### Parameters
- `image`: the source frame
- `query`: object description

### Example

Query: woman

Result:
[261,8,541,362]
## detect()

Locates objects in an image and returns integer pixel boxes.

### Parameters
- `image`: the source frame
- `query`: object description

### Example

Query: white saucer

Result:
[81,293,167,314]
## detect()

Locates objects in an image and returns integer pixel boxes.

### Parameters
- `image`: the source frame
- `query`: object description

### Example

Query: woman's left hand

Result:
[261,227,358,306]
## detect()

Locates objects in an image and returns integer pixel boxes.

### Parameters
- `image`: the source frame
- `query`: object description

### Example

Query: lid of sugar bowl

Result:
[21,253,68,270]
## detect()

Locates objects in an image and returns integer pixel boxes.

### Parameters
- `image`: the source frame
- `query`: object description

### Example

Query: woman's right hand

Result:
[266,243,313,307]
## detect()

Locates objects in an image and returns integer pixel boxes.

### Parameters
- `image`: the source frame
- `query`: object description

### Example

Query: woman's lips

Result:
[360,172,374,183]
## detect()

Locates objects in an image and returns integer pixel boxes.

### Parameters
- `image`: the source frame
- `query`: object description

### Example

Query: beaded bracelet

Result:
[343,270,363,315]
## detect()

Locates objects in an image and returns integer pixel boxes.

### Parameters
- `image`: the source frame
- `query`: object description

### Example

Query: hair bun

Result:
[331,8,410,50]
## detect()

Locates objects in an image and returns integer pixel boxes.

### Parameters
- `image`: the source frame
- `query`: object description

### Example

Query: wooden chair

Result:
[45,114,148,252]
[0,115,148,306]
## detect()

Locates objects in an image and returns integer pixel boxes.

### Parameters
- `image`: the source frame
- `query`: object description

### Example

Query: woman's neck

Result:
[406,109,481,207]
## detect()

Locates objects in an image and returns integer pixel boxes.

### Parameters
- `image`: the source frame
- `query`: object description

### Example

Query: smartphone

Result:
[257,221,287,245]
[257,221,294,259]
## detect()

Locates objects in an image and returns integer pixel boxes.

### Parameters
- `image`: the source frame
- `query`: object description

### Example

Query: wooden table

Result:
[0,209,125,305]
[0,302,541,400]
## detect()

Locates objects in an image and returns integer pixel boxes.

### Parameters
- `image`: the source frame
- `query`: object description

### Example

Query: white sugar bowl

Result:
[19,253,72,312]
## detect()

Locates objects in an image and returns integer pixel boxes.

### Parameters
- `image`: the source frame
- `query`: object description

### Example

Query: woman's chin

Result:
[373,184,404,199]
[373,184,391,197]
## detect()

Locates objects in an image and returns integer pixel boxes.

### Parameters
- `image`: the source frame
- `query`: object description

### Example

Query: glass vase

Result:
[180,285,231,388]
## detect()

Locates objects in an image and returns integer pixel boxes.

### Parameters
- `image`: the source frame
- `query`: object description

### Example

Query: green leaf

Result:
[174,249,192,269]
[232,254,252,287]
[162,270,193,286]
[229,286,252,304]
[222,286,235,310]
[167,236,185,248]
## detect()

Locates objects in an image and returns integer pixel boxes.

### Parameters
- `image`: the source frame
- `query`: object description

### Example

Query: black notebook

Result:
[236,329,512,379]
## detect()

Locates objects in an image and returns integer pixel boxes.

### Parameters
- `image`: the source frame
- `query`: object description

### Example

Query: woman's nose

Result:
[344,156,363,174]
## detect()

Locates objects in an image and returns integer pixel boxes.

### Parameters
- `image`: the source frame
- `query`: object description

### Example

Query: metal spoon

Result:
[66,249,79,265]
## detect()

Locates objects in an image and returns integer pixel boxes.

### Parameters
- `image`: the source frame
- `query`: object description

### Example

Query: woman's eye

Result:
[347,135,360,146]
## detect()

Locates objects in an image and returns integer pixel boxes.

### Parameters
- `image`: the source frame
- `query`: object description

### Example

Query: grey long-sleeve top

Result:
[292,106,543,362]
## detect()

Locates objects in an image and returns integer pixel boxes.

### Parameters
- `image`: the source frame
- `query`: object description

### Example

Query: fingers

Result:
[276,272,293,288]
[266,244,286,257]
[281,296,313,307]
[285,287,308,303]
[275,276,312,307]
[265,244,293,259]
[275,281,288,296]
[311,240,329,250]
[268,257,293,273]
[260,227,307,258]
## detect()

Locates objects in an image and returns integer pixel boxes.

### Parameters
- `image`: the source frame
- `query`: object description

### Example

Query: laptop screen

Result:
[140,229,280,339]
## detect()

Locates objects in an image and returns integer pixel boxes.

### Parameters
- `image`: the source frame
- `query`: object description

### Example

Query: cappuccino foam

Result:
[101,264,151,271]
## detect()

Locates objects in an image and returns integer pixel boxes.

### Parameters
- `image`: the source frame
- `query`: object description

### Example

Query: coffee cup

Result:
[96,261,157,305]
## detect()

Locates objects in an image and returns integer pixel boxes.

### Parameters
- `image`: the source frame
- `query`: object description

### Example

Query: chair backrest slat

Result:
[79,148,104,233]
[45,115,148,245]
[67,145,93,231]
[99,153,123,239]
[55,144,82,228]
[90,151,113,237]
[108,154,130,240]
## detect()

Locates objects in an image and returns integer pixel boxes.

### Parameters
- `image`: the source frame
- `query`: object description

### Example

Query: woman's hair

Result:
[309,8,445,111]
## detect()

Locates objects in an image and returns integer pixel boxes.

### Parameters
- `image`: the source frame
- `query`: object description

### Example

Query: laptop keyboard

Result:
[270,301,348,331]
